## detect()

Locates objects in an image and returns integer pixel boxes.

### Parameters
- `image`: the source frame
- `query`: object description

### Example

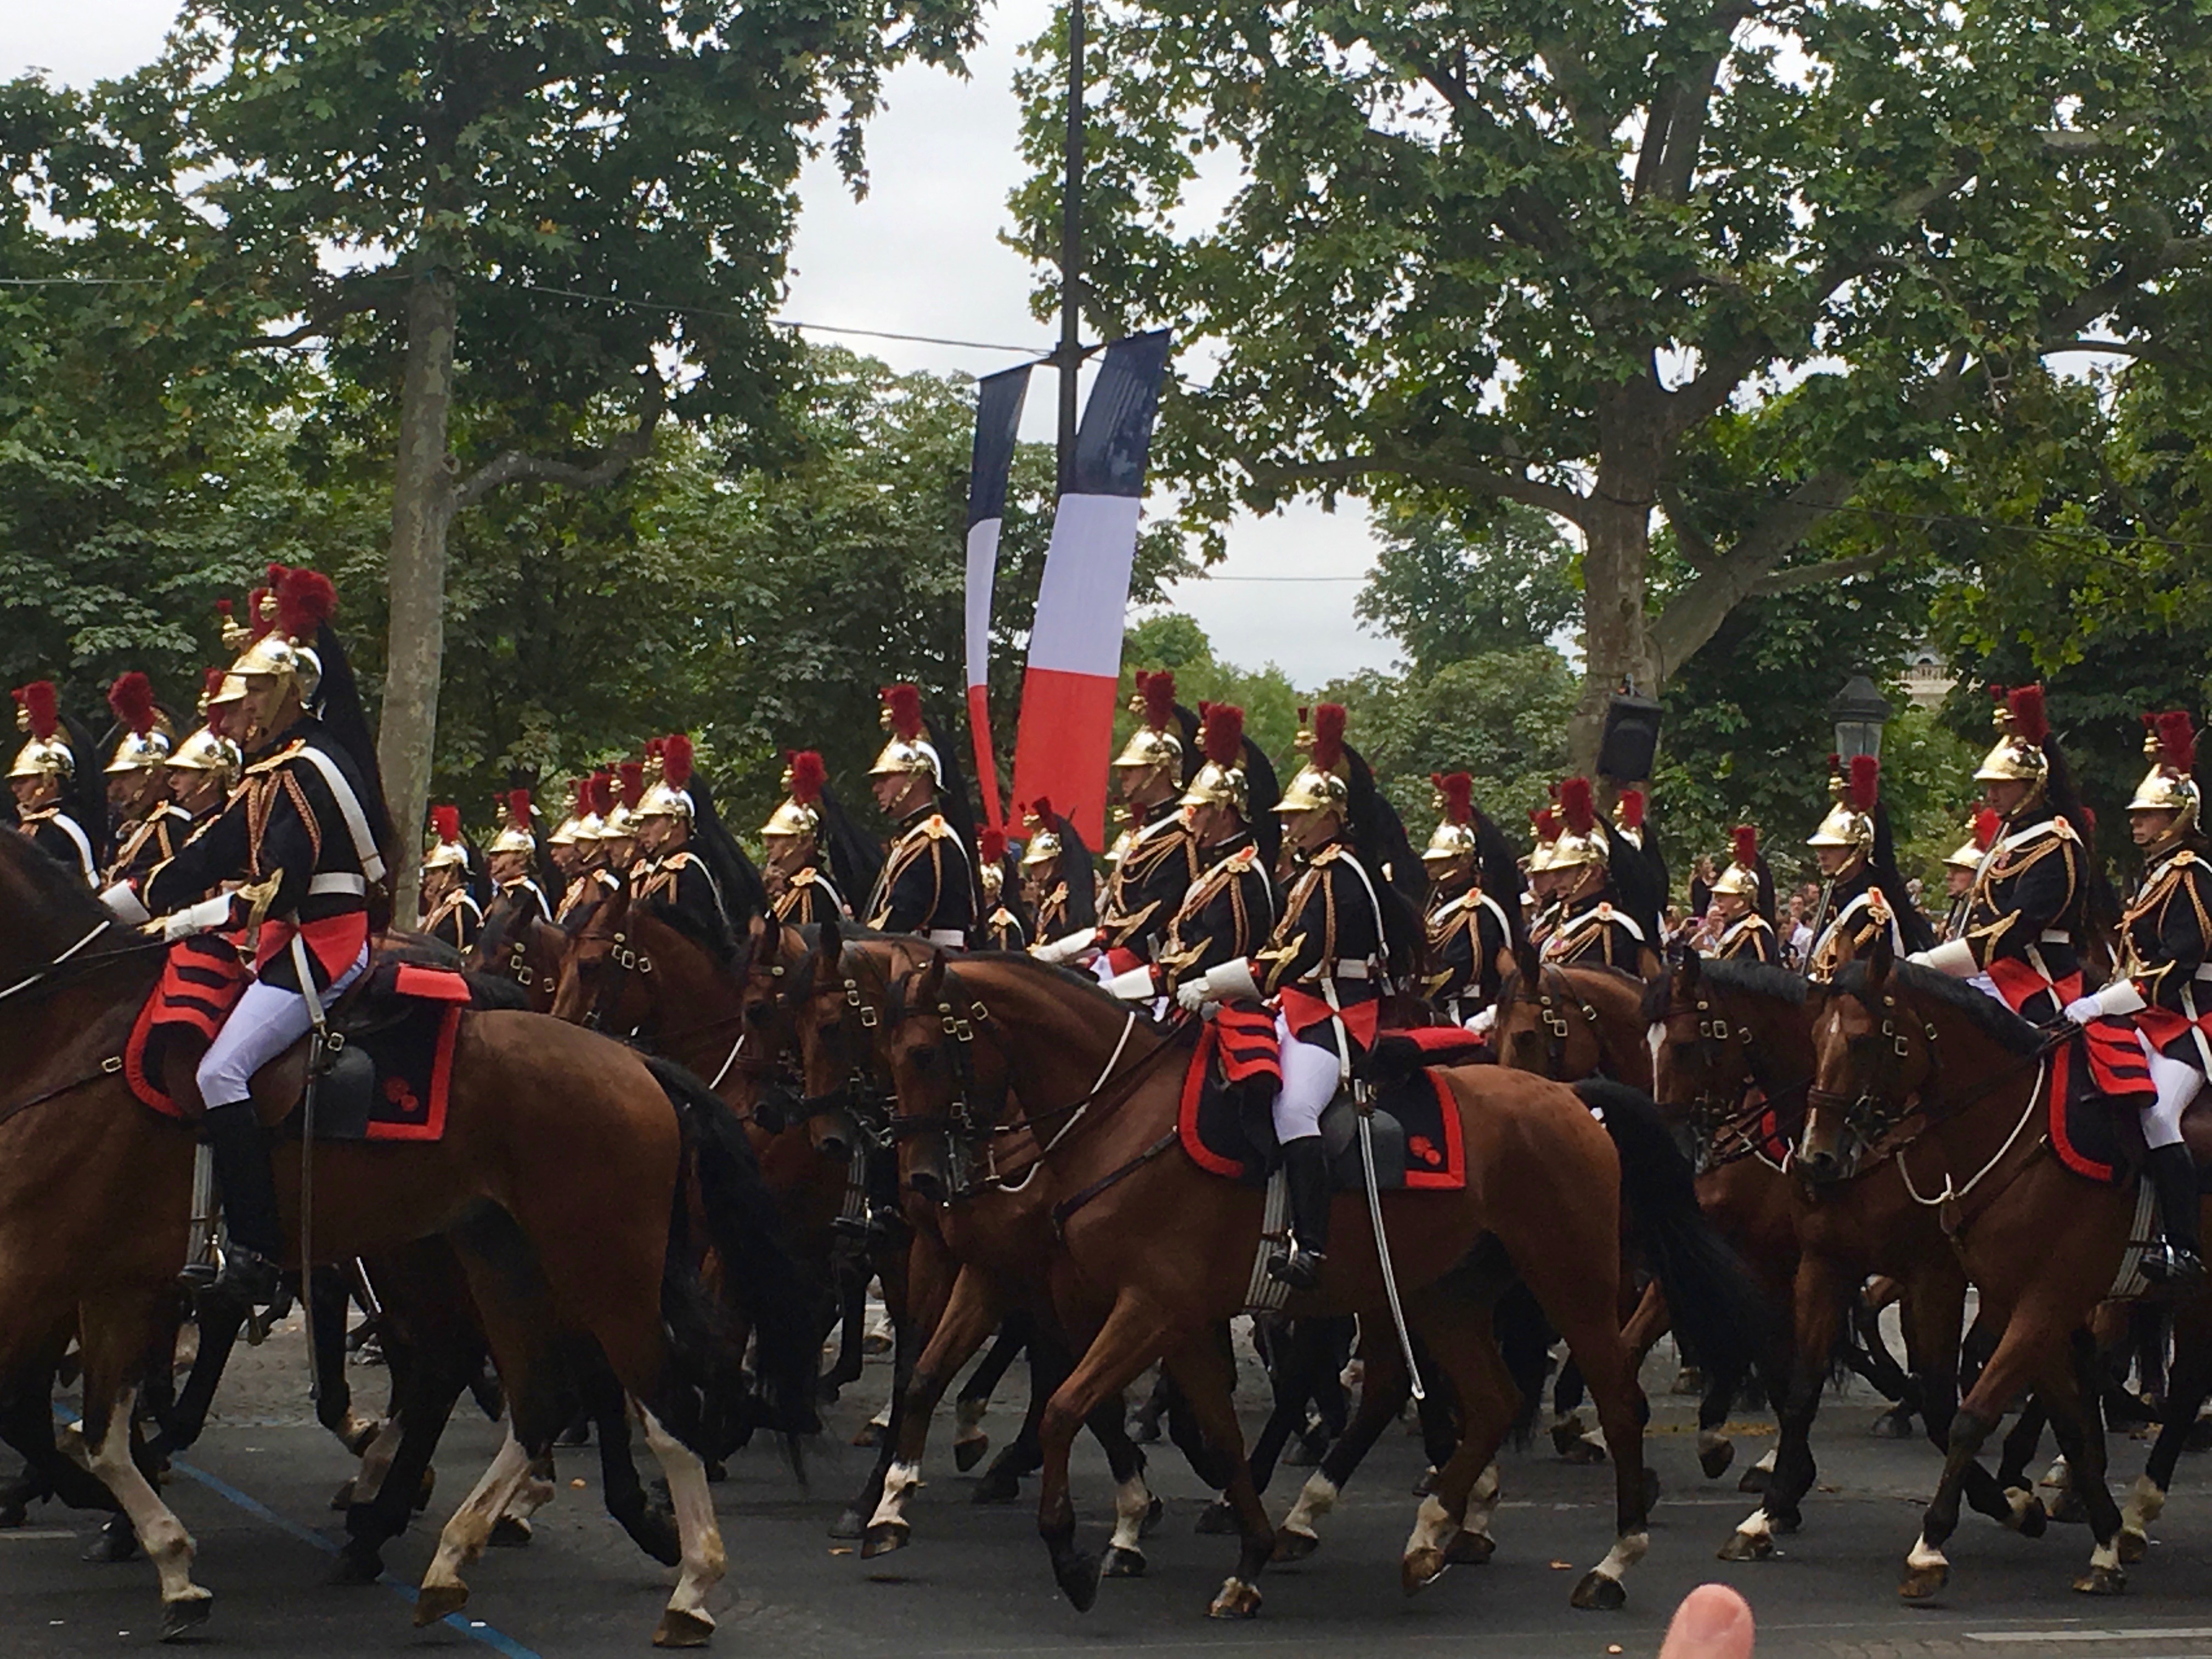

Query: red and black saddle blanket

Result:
[128,950,483,1143]
[1176,1003,1470,1190]
[2049,1022,2158,1185]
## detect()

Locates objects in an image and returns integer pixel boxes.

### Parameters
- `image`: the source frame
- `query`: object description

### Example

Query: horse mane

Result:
[0,830,135,956]
[1641,955,1809,1023]
[640,895,736,966]
[1832,960,2043,1056]
[947,947,1175,1031]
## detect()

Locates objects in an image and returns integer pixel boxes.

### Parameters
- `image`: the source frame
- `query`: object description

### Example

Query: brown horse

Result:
[1801,940,2155,1598]
[854,945,1768,1617]
[0,832,806,1645]
[1492,956,1655,1091]
[467,886,571,1013]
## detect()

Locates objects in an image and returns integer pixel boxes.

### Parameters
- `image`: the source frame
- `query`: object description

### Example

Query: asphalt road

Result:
[11,1318,2212,1659]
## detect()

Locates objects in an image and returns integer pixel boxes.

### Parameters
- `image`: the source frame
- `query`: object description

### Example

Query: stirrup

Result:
[1267,1245,1325,1291]
[2142,1245,2207,1290]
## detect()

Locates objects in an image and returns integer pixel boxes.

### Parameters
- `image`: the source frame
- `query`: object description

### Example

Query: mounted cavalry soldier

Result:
[1034,670,1198,972]
[1537,777,1647,970]
[547,776,595,884]
[1940,810,2000,942]
[631,735,729,939]
[1707,826,1779,964]
[162,670,243,826]
[1421,771,1514,1025]
[1178,703,1412,1290]
[1018,797,1095,947]
[1803,754,1926,979]
[486,788,553,923]
[864,685,974,947]
[101,673,191,887]
[762,749,862,926]
[976,828,1029,951]
[110,565,392,1312]
[10,680,99,887]
[419,806,482,950]
[2059,711,2211,1287]
[1121,702,1278,1004]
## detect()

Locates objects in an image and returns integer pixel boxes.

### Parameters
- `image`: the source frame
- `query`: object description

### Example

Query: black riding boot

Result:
[1267,1138,1331,1290]
[2141,1143,2206,1290]
[203,1102,284,1308]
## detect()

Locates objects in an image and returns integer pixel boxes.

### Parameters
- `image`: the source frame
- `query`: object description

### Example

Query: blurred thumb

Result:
[1657,1583,1754,1659]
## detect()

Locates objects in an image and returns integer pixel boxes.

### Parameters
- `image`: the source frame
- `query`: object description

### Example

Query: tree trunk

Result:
[376,268,460,923]
[1571,461,1662,776]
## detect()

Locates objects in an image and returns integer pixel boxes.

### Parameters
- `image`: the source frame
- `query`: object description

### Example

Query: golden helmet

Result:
[1545,777,1609,873]
[1973,684,2051,795]
[1113,670,1184,775]
[1807,754,1878,856]
[548,776,599,848]
[763,749,826,839]
[1180,702,1250,817]
[2129,712,2200,842]
[422,804,470,872]
[1020,798,1065,870]
[635,735,697,821]
[166,669,242,786]
[868,685,941,782]
[1276,704,1350,817]
[602,760,645,840]
[1709,824,1762,899]
[1526,805,1562,873]
[1422,771,1478,871]
[8,681,74,782]
[103,673,175,775]
[1612,787,1647,851]
[488,789,538,859]
[979,826,1007,902]
[223,566,335,705]
[1943,808,2000,872]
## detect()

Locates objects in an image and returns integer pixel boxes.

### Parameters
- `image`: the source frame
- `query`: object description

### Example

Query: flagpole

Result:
[1057,0,1085,493]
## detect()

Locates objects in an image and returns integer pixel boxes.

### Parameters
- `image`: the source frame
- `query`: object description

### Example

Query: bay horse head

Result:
[786,919,915,1166]
[723,915,810,1131]
[1644,947,1816,1169]
[1494,951,1651,1088]
[551,879,657,1034]
[470,887,563,1012]
[1800,930,1942,1185]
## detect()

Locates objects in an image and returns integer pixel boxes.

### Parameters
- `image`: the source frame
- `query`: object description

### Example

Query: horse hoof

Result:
[653,1607,716,1648]
[1207,1577,1261,1619]
[861,1521,910,1559]
[159,1591,213,1643]
[1194,1499,1239,1536]
[1272,1527,1320,1564]
[487,1515,532,1548]
[704,1460,727,1483]
[2011,1495,2050,1541]
[329,1477,357,1511]
[83,1521,139,1564]
[1871,1408,1916,1440]
[1141,1496,1163,1538]
[0,1501,27,1530]
[1101,1545,1146,1579]
[1717,1530,1774,1562]
[828,1509,866,1540]
[1445,1530,1494,1566]
[1562,1438,1608,1467]
[1549,1414,1588,1455]
[327,1547,383,1586]
[953,1435,988,1473]
[2073,1564,2126,1596]
[1570,1570,1628,1611]
[2052,1491,2090,1526]
[414,1583,470,1626]
[1737,1465,1771,1495]
[1671,1366,1705,1396]
[1401,1545,1449,1595]
[971,1470,1022,1506]
[1411,1465,1438,1496]
[1283,1437,1324,1469]
[852,1420,885,1449]
[1053,1551,1102,1612]
[1699,1442,1735,1481]
[1769,1506,1802,1536]
[2119,1528,2147,1565]
[1898,1563,1948,1600]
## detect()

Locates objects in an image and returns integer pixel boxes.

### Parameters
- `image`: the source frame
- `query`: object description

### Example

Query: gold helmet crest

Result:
[1973,684,2052,805]
[103,673,175,775]
[488,789,538,859]
[1180,702,1250,817]
[1421,771,1478,871]
[763,750,827,839]
[868,685,941,783]
[7,681,73,782]
[2129,712,2200,850]
[1710,824,1762,899]
[1807,754,1879,870]
[1020,798,1065,870]
[422,804,470,873]
[1276,704,1350,817]
[1113,670,1184,776]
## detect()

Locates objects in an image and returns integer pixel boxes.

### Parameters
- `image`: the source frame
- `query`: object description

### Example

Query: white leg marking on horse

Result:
[1109,1476,1151,1554]
[350,1416,405,1506]
[2121,1472,2166,1536]
[1589,1530,1649,1583]
[1647,1023,1666,1088]
[84,1391,207,1609]
[422,1423,533,1594]
[2089,1537,2120,1573]
[1906,1533,1948,1572]
[868,1398,893,1431]
[503,1455,557,1525]
[953,1395,987,1450]
[1733,1506,1771,1542]
[1282,1471,1339,1538]
[1465,1463,1501,1539]
[2042,1455,2070,1490]
[868,1461,922,1530]
[2005,1486,2038,1529]
[1752,1447,1778,1475]
[642,1407,726,1624]
[1403,1492,1459,1560]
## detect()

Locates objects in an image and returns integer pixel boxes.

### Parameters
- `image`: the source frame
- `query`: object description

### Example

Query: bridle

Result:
[1656,975,1810,1172]
[1502,964,1606,1080]
[0,918,171,1129]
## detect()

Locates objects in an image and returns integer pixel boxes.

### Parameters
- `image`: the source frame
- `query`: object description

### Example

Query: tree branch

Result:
[1246,451,1589,526]
[247,286,389,349]
[1650,468,1858,675]
[453,394,664,511]
[1748,551,1886,596]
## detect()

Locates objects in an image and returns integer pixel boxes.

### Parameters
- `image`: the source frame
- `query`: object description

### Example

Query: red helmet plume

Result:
[1432,771,1473,826]
[1309,703,1346,772]
[1558,775,1596,838]
[2006,684,2049,747]
[1137,670,1177,731]
[1617,787,1646,831]
[107,672,157,737]
[588,771,614,817]
[1030,794,1056,823]
[507,788,533,828]
[787,749,827,806]
[662,733,694,793]
[1531,806,1559,839]
[13,680,59,741]
[618,760,646,811]
[570,777,591,817]
[273,565,337,642]
[1847,754,1880,812]
[1201,703,1244,766]
[430,804,461,843]
[979,825,1007,865]
[1971,807,2000,850]
[1730,824,1759,868]
[881,684,924,743]
[2153,710,2197,774]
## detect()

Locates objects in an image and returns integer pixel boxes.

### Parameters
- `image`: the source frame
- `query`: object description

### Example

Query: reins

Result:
[0,919,170,1127]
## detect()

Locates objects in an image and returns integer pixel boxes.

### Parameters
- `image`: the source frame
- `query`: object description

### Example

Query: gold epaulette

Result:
[922,814,952,839]
[1867,889,1891,921]
[241,738,308,778]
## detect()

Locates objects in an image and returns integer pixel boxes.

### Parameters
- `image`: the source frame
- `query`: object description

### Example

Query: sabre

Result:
[291,933,330,1405]
[1357,1085,1424,1402]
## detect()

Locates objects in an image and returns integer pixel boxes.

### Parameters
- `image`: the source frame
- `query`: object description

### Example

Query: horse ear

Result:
[748,912,768,945]
[1679,945,1701,988]
[917,950,947,1006]
[1867,924,1895,988]
[1516,939,1541,984]
[817,913,843,965]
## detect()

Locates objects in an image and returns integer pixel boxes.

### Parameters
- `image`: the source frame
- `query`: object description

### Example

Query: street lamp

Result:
[1829,672,1894,763]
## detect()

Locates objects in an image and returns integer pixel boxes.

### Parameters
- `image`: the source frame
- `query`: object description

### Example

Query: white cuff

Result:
[2094,979,2148,1019]
[1202,958,1261,1002]
[100,883,150,926]
[1030,929,1098,966]
[1912,938,1978,978]
[1102,964,1158,1001]
[1466,1004,1497,1035]
[160,894,235,943]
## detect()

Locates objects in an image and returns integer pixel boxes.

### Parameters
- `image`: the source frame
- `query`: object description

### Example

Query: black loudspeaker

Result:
[1597,693,1662,783]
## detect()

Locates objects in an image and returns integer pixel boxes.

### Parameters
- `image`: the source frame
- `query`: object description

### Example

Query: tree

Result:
[1116,613,1305,766]
[1015,0,2212,763]
[166,0,981,906]
[1355,503,1580,676]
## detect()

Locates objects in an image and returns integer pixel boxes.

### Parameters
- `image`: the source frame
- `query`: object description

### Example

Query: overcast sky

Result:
[5,0,1396,684]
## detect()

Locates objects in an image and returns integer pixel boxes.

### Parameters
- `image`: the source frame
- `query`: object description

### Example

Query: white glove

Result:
[2062,995,2102,1026]
[1102,964,1159,1001]
[99,882,150,925]
[1030,929,1099,967]
[2091,979,2147,1019]
[1906,938,1978,978]
[158,894,235,943]
[1465,1004,1498,1035]
[1200,958,1261,1003]
[1175,979,1210,1014]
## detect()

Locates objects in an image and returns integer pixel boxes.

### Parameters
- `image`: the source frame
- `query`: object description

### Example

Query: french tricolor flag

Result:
[1010,330,1172,847]
[962,363,1032,831]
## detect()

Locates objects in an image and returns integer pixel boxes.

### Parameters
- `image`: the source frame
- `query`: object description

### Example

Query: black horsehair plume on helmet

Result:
[1470,790,1529,953]
[814,765,885,904]
[1239,719,1283,875]
[668,737,769,942]
[1855,758,1936,955]
[287,568,396,871]
[1030,794,1098,929]
[56,702,109,871]
[917,691,984,919]
[1335,712,1426,985]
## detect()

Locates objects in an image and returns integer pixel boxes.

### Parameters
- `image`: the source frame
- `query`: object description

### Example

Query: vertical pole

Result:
[1057,0,1085,494]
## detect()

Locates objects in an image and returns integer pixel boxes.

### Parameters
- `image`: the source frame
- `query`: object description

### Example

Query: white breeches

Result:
[2136,1029,2205,1152]
[1272,1011,1342,1144]
[198,946,369,1109]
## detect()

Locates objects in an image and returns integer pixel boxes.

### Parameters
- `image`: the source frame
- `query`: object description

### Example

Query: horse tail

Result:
[643,1054,820,1464]
[1576,1076,1775,1400]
